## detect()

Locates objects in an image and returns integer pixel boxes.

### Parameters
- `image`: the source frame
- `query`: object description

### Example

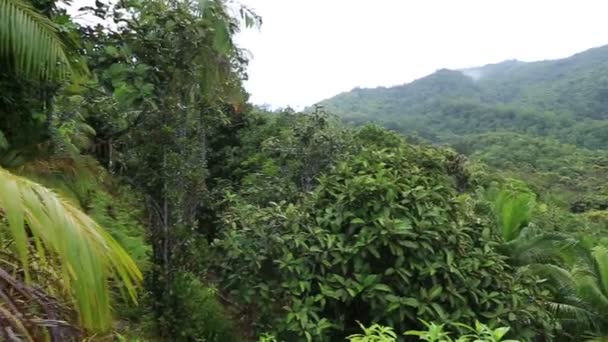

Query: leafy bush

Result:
[347,323,398,342]
[405,320,517,342]
[158,272,240,342]
[223,108,353,206]
[346,320,516,342]
[213,144,557,340]
[260,321,517,342]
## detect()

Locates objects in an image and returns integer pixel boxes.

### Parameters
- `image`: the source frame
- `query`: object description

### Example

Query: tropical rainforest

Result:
[1,0,608,341]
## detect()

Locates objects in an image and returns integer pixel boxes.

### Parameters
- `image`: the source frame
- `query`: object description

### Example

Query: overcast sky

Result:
[68,0,608,109]
[234,0,608,109]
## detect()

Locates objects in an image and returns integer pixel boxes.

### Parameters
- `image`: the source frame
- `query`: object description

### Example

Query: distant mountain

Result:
[317,44,608,149]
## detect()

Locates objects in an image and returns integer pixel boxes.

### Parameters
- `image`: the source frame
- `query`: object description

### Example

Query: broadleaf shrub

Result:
[158,272,240,342]
[213,141,557,340]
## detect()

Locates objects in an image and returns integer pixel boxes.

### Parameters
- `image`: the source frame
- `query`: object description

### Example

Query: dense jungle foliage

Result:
[2,0,608,341]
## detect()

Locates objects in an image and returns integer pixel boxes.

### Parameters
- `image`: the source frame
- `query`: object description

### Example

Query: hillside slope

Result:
[317,44,608,149]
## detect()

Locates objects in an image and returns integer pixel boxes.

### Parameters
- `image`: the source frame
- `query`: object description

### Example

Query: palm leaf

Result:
[532,264,601,332]
[591,246,608,297]
[0,167,142,332]
[493,187,535,241]
[532,264,577,295]
[504,228,574,265]
[573,246,608,333]
[535,245,608,335]
[573,247,608,314]
[0,0,71,78]
[547,301,595,328]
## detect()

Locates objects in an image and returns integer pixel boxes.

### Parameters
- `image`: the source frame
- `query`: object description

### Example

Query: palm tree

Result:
[488,181,536,242]
[533,244,608,339]
[0,0,72,78]
[486,182,602,338]
[0,1,141,339]
[0,167,142,339]
[486,182,577,264]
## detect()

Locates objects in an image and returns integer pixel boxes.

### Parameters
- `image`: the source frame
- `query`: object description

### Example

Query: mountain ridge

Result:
[316,43,608,149]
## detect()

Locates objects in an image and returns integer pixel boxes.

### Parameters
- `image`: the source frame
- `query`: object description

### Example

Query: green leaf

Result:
[493,326,510,340]
[429,285,443,300]
[372,283,392,292]
[402,297,419,307]
[104,45,119,57]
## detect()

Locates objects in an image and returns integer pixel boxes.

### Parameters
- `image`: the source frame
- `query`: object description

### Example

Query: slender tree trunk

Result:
[107,137,113,171]
[44,87,54,140]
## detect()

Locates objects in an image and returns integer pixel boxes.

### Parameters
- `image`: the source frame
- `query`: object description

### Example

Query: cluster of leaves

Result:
[260,321,517,342]
[0,0,150,334]
[157,272,240,342]
[347,320,516,342]
[470,176,608,340]
[218,107,353,205]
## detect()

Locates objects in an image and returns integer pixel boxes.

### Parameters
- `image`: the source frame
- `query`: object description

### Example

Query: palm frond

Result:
[0,0,71,78]
[0,167,142,332]
[591,246,608,297]
[568,245,608,313]
[487,181,535,242]
[505,229,574,265]
[577,274,608,313]
[531,263,603,333]
[547,301,596,329]
[531,264,577,295]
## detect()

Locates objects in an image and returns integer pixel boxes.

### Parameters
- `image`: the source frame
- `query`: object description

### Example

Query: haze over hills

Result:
[317,44,608,149]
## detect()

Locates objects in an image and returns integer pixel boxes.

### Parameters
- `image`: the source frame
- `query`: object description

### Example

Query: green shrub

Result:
[347,320,517,342]
[214,145,557,340]
[87,184,151,271]
[346,320,517,342]
[347,323,398,342]
[159,272,240,342]
[405,320,517,342]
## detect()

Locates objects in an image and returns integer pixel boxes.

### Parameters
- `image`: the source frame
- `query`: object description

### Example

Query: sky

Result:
[67,0,608,109]
[234,0,608,109]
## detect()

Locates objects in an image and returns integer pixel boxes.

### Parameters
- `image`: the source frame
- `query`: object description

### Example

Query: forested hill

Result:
[317,44,608,149]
